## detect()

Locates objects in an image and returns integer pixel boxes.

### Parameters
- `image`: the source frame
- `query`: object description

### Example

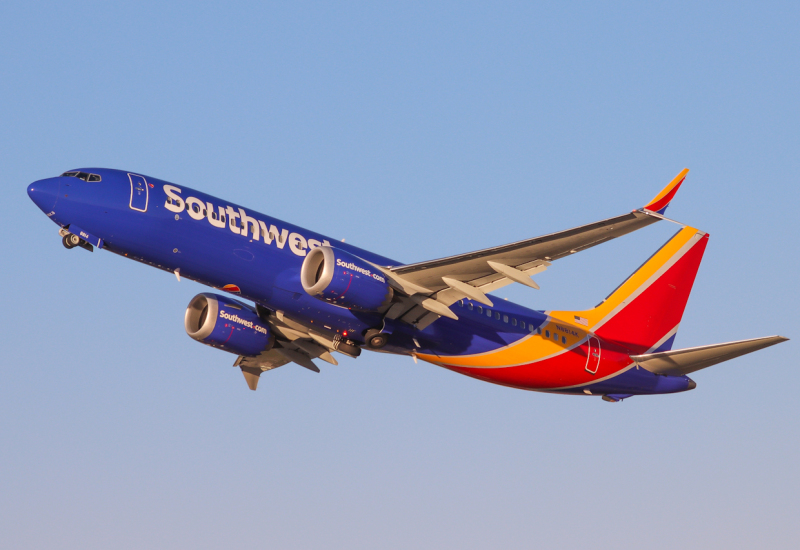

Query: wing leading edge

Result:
[380,169,691,328]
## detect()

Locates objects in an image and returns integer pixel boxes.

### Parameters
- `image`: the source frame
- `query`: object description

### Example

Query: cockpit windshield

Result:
[61,171,101,182]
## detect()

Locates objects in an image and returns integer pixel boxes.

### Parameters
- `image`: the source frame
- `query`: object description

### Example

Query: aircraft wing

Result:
[379,169,689,329]
[234,308,345,390]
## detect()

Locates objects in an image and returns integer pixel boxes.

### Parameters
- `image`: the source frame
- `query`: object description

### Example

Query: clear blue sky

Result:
[2,1,798,548]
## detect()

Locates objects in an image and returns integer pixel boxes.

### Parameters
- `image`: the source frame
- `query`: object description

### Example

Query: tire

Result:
[334,337,362,358]
[365,329,389,349]
[62,235,76,249]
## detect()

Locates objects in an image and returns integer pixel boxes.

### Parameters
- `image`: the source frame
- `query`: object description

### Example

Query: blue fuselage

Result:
[27,168,692,397]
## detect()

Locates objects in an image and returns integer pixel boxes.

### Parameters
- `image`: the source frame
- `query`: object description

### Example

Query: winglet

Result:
[644,168,689,215]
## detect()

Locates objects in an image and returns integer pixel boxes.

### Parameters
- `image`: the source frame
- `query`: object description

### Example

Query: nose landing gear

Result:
[60,231,93,252]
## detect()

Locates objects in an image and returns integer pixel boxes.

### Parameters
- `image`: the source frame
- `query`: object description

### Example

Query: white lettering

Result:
[164,186,341,261]
[289,232,308,256]
[219,310,269,335]
[238,208,260,240]
[225,206,241,235]
[164,185,184,213]
[259,222,289,249]
[207,202,226,228]
[335,258,385,282]
[185,196,206,220]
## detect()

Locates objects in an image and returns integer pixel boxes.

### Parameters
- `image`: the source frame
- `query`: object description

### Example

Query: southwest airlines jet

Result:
[27,169,787,401]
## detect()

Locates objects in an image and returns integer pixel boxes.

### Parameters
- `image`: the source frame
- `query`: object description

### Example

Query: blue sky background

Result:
[2,1,798,548]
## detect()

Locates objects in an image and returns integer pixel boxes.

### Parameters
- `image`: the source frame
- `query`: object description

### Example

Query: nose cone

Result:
[27,177,60,213]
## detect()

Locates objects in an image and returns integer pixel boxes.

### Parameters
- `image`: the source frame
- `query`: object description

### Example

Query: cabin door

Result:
[128,173,149,212]
[585,336,601,374]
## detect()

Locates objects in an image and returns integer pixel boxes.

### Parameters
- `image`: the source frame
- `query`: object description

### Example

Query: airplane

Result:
[27,168,787,401]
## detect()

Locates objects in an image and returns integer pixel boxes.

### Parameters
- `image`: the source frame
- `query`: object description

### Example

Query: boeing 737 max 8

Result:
[27,168,787,401]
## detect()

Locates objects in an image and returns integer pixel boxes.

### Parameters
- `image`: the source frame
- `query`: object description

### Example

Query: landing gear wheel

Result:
[364,329,389,349]
[62,234,79,249]
[333,335,362,358]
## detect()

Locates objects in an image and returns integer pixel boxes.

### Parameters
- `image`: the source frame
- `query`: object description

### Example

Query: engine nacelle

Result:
[185,293,274,356]
[300,246,394,311]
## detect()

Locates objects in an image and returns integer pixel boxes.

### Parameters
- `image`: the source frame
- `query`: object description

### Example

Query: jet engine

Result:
[300,246,394,311]
[185,293,274,356]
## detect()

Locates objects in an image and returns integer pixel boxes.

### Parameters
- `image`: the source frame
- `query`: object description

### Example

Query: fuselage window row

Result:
[457,299,535,333]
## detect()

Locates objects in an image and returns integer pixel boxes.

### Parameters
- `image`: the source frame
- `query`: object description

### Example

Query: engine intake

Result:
[300,246,393,312]
[185,293,273,357]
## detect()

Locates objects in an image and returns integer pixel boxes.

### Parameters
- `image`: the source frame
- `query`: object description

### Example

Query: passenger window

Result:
[537,327,542,335]
[459,300,464,307]
[503,315,508,323]
[477,306,483,314]
[468,303,473,311]
[530,325,536,333]
[494,311,500,320]
[545,330,550,338]
[512,318,517,326]
[487,309,492,317]
[562,336,567,344]
[520,321,526,329]
[553,333,558,341]
[192,204,200,213]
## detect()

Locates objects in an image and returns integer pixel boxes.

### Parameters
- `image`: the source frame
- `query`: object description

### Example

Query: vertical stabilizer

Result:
[551,226,709,355]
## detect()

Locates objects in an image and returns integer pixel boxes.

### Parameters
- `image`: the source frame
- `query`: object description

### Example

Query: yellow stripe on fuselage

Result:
[417,319,587,368]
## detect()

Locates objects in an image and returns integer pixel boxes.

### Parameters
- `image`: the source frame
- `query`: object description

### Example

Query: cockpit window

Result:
[60,171,102,182]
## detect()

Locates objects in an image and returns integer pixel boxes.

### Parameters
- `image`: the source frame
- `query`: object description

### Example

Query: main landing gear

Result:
[333,334,362,357]
[364,328,389,349]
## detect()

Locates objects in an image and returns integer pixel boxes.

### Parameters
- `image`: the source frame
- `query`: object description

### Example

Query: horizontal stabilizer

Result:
[631,335,788,376]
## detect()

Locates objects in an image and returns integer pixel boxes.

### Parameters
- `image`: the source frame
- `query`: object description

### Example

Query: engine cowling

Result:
[185,293,274,356]
[300,246,394,311]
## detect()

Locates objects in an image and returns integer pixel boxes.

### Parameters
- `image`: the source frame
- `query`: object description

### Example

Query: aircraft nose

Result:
[27,177,60,213]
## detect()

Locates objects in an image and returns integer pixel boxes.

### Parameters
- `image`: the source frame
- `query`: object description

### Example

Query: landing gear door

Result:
[129,173,149,212]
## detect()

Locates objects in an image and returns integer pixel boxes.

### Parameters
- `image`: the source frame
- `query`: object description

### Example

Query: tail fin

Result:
[551,226,709,355]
